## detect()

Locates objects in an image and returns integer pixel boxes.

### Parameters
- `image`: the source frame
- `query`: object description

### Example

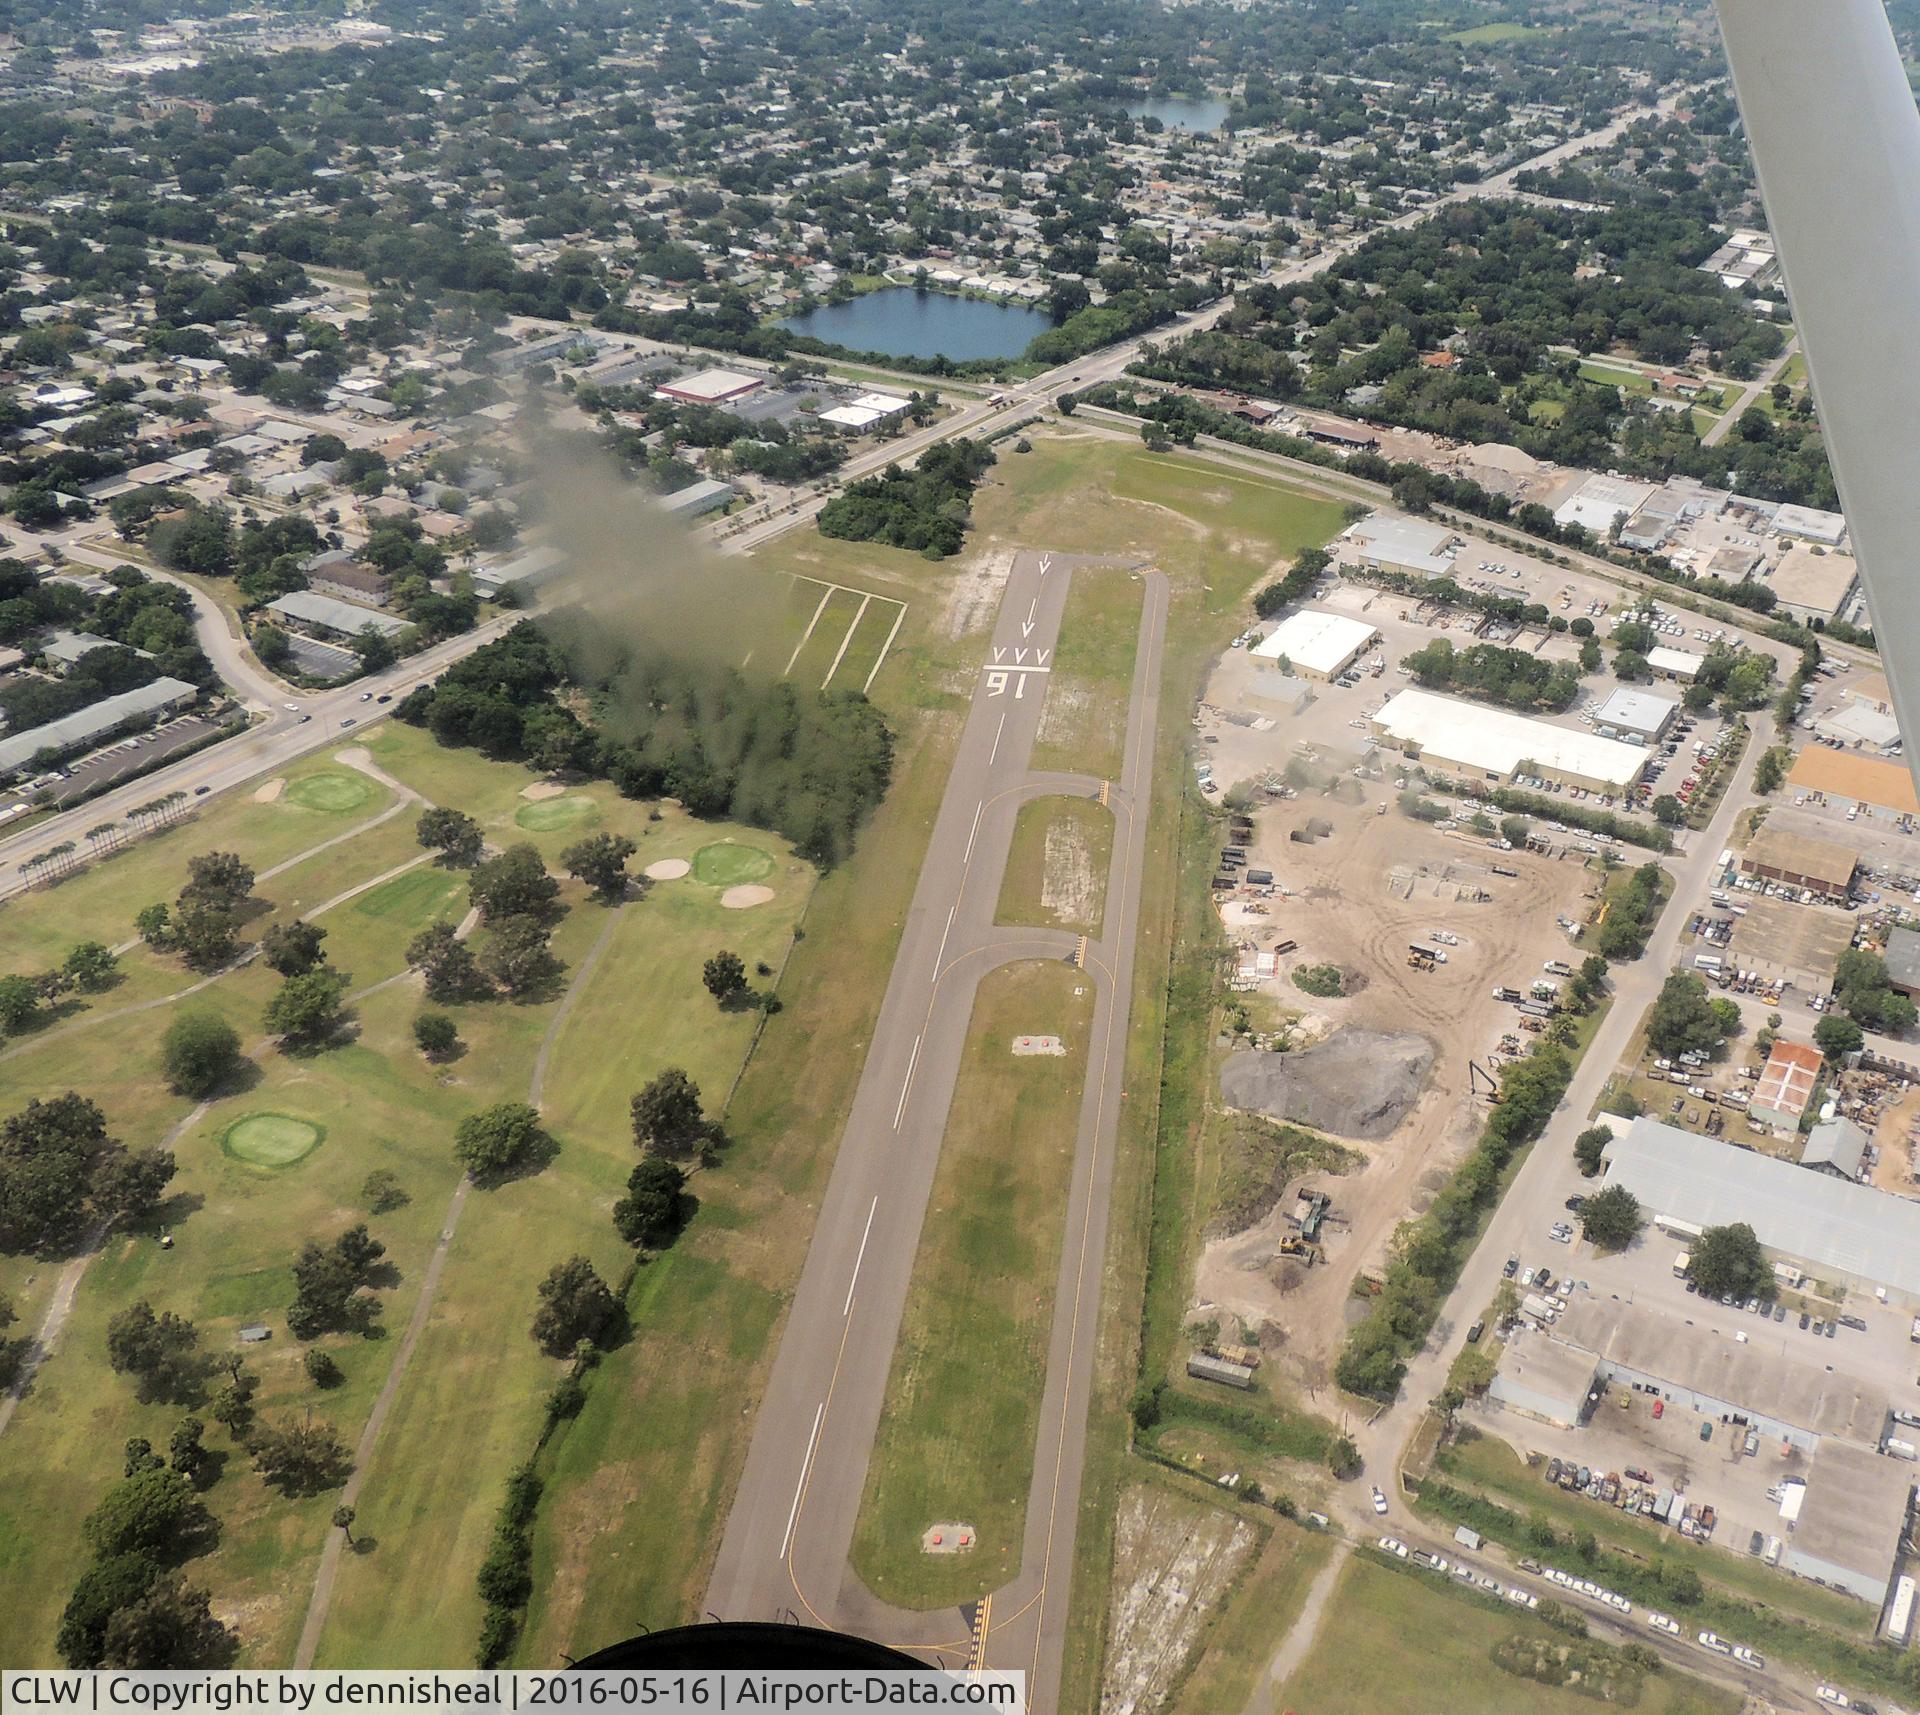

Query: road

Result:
[1701,336,1804,447]
[706,554,1166,1713]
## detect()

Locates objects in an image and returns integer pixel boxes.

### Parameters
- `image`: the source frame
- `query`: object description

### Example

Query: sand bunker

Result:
[1219,1028,1435,1141]
[721,884,775,909]
[520,780,566,801]
[252,778,286,804]
[644,857,692,881]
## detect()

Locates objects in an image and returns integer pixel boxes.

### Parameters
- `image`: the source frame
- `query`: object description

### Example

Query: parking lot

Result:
[43,712,226,805]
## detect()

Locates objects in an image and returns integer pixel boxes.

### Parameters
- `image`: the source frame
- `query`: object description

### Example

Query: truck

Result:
[1492,986,1523,1002]
[1521,1292,1555,1323]
[1884,1437,1919,1463]
[1491,863,1518,877]
[1673,1250,1691,1278]
[1543,960,1574,977]
[1909,1314,1920,1344]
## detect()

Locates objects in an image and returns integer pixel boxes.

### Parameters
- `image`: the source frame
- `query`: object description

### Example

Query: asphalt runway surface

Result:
[707,551,1168,1712]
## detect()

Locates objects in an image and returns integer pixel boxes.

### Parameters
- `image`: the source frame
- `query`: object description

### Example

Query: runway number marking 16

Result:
[984,645,1051,700]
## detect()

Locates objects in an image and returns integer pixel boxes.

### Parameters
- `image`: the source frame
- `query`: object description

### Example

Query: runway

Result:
[706,551,1169,1713]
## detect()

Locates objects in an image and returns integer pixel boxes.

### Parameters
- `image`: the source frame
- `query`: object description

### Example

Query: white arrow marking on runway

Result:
[844,1197,879,1317]
[893,1034,922,1129]
[1020,597,1038,639]
[780,1402,826,1562]
[1038,553,1053,577]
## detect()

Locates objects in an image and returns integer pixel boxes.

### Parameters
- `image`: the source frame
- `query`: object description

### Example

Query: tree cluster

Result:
[0,1093,174,1256]
[815,438,995,559]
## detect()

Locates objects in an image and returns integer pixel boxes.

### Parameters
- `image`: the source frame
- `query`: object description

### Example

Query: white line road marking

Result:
[988,711,1008,766]
[964,801,984,862]
[783,588,834,676]
[780,1402,826,1561]
[893,1034,923,1129]
[1038,553,1053,576]
[844,1197,879,1316]
[934,903,956,974]
[822,592,873,689]
[1021,597,1038,639]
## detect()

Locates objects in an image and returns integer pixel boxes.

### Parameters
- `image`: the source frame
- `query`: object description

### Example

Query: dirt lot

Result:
[1191,650,1601,1385]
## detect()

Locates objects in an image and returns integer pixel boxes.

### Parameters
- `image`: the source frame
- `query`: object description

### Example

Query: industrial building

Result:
[817,391,911,430]
[1801,1117,1870,1180]
[1485,1331,1601,1428]
[1782,1440,1914,1605]
[0,676,199,776]
[1770,545,1861,625]
[264,590,410,641]
[471,545,566,600]
[1787,747,1920,818]
[1646,644,1704,683]
[1750,1038,1826,1134]
[1251,609,1380,681]
[1883,926,1920,998]
[1772,503,1849,547]
[1546,1297,1889,1452]
[1601,1118,1920,1305]
[1368,688,1649,794]
[1593,687,1679,743]
[1552,473,1656,536]
[1335,514,1457,579]
[1738,826,1860,901]
[656,367,764,404]
[657,478,737,519]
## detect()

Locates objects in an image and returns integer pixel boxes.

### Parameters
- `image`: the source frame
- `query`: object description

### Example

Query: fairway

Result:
[350,867,466,926]
[692,842,774,887]
[221,1113,325,1167]
[849,960,1093,1608]
[284,770,377,813]
[997,795,1113,937]
[514,795,599,834]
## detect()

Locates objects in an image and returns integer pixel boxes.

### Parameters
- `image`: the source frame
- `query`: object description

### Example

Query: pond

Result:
[1128,93,1230,132]
[779,287,1055,362]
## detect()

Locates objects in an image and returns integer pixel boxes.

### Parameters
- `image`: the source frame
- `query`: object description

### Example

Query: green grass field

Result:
[1278,1555,1740,1715]
[997,794,1113,938]
[691,842,775,887]
[284,770,378,814]
[513,795,600,834]
[849,960,1094,1607]
[221,1113,325,1167]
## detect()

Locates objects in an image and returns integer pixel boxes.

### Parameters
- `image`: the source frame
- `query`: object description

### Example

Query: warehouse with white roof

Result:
[1335,514,1457,579]
[1593,686,1679,742]
[1602,1118,1920,1305]
[1368,688,1649,793]
[1251,610,1379,681]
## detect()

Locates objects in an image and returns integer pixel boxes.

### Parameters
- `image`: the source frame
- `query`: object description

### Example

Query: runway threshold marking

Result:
[844,1196,878,1317]
[780,1402,826,1562]
[892,1034,923,1129]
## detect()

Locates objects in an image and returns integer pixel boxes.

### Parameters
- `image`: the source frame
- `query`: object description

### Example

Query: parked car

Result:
[1647,1612,1681,1636]
[1371,1487,1388,1515]
[1699,1420,1713,1442]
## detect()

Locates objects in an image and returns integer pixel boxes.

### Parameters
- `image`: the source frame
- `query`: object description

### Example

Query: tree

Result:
[1580,1185,1643,1251]
[468,844,560,922]
[1,1091,173,1254]
[100,1574,234,1667]
[1814,1014,1864,1058]
[479,915,563,998]
[1646,973,1722,1059]
[1687,1223,1773,1300]
[530,1255,619,1356]
[64,941,118,990]
[289,1224,388,1339]
[168,1417,208,1484]
[0,974,39,1032]
[1753,746,1788,795]
[135,903,172,948]
[1651,794,1685,826]
[1325,1434,1361,1479]
[264,968,349,1046]
[613,1156,688,1248]
[209,1375,256,1441]
[362,1169,408,1214]
[105,1303,205,1403]
[304,1349,342,1387]
[160,1010,241,1098]
[416,807,483,867]
[250,1413,353,1496]
[702,950,748,1005]
[58,1554,166,1666]
[454,1102,552,1187]
[82,1467,206,1558]
[1573,1125,1611,1177]
[560,833,637,903]
[406,922,483,1002]
[413,1011,460,1058]
[332,1505,356,1545]
[180,851,253,909]
[124,1437,164,1477]
[171,900,239,972]
[1499,815,1531,849]
[630,1068,707,1158]
[261,919,327,976]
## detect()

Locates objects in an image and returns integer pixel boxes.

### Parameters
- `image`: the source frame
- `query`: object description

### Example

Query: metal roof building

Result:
[1251,609,1379,681]
[1486,1330,1600,1428]
[1784,1439,1913,1605]
[265,590,409,640]
[1593,686,1679,741]
[1369,688,1650,793]
[0,675,198,775]
[1336,514,1456,579]
[1602,1118,1920,1305]
[1647,644,1704,682]
[1884,926,1920,997]
[1801,1117,1870,1181]
[1739,826,1861,900]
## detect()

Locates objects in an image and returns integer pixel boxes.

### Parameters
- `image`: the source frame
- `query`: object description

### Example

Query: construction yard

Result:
[1188,645,1605,1394]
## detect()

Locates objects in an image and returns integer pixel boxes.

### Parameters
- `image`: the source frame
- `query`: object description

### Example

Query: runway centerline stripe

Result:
[988,711,1008,767]
[892,1034,923,1130]
[844,1196,879,1318]
[963,801,984,863]
[934,904,957,976]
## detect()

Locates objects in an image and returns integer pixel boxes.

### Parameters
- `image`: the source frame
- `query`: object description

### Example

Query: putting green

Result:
[221,1113,324,1167]
[285,771,375,813]
[692,842,775,887]
[514,795,599,833]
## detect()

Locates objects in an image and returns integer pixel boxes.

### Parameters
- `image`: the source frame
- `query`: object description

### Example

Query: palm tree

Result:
[86,821,120,856]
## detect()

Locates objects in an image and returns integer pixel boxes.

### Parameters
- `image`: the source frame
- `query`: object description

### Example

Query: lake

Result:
[779,287,1055,362]
[1128,93,1230,132]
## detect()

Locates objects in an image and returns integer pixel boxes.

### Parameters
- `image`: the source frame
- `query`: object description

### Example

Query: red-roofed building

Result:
[1750,1039,1825,1137]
